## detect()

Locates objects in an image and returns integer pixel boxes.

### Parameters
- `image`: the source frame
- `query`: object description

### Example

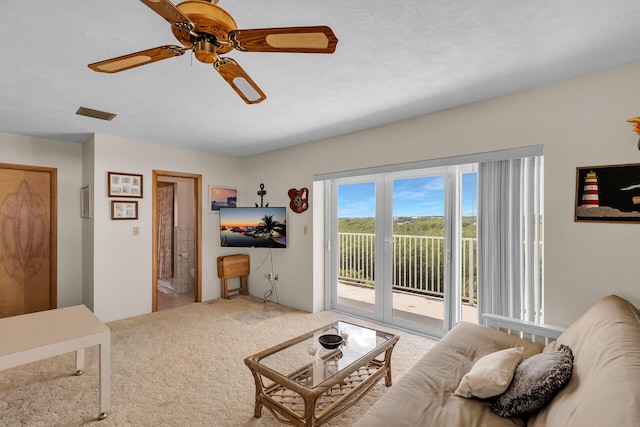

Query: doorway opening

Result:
[152,170,202,311]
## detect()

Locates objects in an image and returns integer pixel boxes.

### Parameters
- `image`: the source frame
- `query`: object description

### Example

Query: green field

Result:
[339,216,477,238]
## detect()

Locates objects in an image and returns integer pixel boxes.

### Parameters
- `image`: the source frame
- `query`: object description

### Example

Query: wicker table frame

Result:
[244,322,399,427]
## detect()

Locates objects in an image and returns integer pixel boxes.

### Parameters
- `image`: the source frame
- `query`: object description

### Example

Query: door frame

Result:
[0,163,57,311]
[152,170,202,311]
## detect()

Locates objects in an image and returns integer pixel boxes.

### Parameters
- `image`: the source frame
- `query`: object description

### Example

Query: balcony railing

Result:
[338,232,478,306]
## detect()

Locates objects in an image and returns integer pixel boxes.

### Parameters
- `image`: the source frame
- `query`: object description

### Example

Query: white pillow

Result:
[454,347,525,399]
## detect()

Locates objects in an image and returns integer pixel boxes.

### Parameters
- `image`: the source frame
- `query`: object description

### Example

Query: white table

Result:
[0,305,111,420]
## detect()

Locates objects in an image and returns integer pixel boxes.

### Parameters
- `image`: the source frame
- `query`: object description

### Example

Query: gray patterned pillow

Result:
[491,344,573,418]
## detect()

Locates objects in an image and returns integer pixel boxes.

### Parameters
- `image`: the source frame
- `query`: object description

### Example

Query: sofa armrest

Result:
[482,314,565,345]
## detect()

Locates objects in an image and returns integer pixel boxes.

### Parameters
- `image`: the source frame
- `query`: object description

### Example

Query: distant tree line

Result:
[339,216,477,237]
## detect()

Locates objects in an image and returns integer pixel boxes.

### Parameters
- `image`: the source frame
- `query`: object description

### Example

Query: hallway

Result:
[157,283,194,310]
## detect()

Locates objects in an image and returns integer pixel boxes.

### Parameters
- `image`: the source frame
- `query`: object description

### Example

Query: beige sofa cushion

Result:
[354,322,542,427]
[529,295,640,427]
[454,347,524,399]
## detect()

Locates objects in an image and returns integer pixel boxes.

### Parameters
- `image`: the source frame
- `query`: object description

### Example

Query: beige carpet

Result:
[0,296,436,426]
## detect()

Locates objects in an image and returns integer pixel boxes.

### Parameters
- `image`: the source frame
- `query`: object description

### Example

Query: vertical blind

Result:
[477,156,544,323]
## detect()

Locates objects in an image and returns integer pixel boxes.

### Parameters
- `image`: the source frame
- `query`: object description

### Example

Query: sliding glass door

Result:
[387,171,448,331]
[332,176,383,320]
[329,166,477,337]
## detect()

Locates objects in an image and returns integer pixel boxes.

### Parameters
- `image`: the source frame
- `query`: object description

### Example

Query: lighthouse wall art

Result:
[575,163,640,223]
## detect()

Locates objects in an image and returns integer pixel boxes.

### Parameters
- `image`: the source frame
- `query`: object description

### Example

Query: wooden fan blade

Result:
[139,0,194,31]
[214,58,266,104]
[230,26,338,54]
[88,46,185,73]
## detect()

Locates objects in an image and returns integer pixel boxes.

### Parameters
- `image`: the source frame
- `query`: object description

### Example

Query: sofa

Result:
[354,294,640,427]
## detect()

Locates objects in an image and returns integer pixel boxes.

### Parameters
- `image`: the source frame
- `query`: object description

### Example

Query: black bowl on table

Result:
[318,334,343,349]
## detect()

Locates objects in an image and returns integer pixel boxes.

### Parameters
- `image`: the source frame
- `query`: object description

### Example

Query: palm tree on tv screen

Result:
[260,214,277,233]
[260,214,285,237]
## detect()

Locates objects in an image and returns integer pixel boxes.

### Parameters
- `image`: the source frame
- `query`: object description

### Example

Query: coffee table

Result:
[244,320,399,427]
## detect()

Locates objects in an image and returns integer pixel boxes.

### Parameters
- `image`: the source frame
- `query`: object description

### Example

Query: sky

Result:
[209,186,237,204]
[219,207,286,227]
[338,173,477,218]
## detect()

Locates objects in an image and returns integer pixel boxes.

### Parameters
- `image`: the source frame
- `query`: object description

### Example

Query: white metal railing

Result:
[337,232,478,305]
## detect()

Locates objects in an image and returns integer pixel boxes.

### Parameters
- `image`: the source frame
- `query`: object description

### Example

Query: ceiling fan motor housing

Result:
[194,38,218,63]
[172,1,237,55]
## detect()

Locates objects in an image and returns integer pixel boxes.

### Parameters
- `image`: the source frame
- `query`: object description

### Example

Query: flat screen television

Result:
[219,207,287,248]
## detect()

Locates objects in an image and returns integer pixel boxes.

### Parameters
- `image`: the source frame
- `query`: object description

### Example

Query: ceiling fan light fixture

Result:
[194,39,218,63]
[171,0,236,52]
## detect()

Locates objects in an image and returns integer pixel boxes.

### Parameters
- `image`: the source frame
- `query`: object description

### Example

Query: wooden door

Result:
[0,163,57,318]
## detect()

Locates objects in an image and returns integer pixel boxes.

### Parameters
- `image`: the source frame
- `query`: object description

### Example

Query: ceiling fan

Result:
[88,0,339,104]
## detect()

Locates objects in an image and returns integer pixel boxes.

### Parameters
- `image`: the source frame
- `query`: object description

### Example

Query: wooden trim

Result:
[152,170,202,312]
[195,175,202,302]
[0,163,56,173]
[152,172,158,312]
[50,168,57,308]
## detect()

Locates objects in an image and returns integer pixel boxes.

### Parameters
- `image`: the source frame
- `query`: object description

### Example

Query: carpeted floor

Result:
[0,296,436,426]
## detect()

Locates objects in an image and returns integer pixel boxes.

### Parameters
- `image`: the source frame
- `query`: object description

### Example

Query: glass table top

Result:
[253,321,396,389]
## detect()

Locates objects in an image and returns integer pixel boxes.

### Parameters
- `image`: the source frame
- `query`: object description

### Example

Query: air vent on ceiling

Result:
[75,106,117,121]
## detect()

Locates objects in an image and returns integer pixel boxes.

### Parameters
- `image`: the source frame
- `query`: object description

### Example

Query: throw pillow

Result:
[492,344,574,417]
[454,347,525,399]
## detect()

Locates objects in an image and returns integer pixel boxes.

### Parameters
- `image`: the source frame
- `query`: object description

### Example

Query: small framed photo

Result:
[575,163,640,223]
[111,200,138,220]
[81,185,92,219]
[108,172,143,198]
[208,186,238,213]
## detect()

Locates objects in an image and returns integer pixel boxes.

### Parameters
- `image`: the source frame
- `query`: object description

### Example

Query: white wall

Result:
[3,62,640,326]
[90,134,245,322]
[237,178,316,311]
[0,133,83,308]
[242,62,640,327]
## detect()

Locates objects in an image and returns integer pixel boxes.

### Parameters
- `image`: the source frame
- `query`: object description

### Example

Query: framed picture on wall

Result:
[575,163,640,223]
[111,200,138,220]
[108,172,143,198]
[81,185,92,218]
[208,186,238,213]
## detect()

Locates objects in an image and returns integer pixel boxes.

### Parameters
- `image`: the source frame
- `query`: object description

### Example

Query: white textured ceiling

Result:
[1,0,639,157]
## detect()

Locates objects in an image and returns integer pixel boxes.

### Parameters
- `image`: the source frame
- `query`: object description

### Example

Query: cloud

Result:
[338,199,375,217]
[620,184,640,191]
